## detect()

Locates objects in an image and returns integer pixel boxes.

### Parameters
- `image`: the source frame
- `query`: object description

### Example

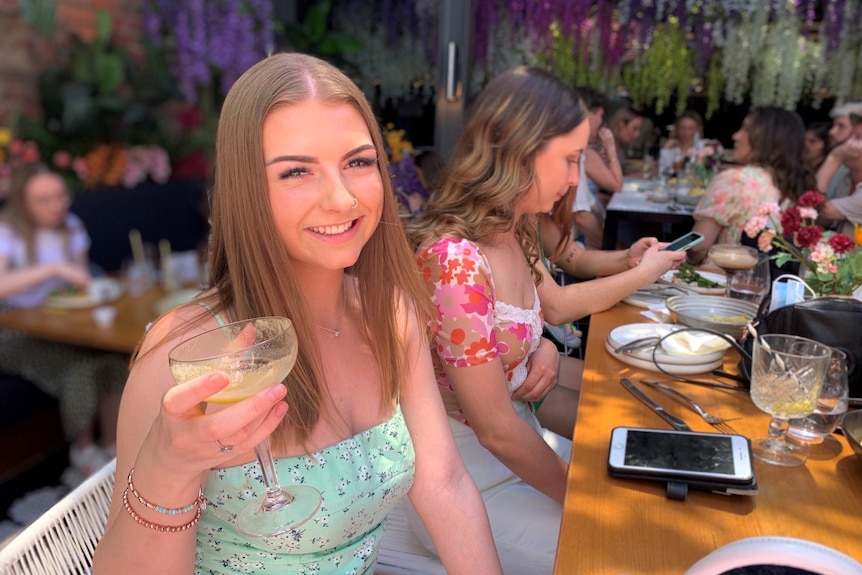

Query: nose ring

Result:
[351,197,358,210]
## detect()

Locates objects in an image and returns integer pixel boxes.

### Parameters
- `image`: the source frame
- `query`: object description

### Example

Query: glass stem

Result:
[253,437,294,509]
[768,417,788,441]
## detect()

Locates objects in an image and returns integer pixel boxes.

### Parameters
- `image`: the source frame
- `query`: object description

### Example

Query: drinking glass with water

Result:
[787,348,849,444]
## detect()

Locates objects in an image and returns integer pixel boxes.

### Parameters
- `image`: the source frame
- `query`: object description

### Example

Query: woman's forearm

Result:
[539,265,653,325]
[474,415,568,503]
[0,263,61,300]
[409,471,504,574]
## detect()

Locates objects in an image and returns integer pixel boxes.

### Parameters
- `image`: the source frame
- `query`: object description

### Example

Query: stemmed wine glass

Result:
[707,244,760,298]
[169,316,322,537]
[749,333,832,467]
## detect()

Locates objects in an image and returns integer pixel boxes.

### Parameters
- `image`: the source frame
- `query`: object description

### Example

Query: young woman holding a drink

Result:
[94,53,501,574]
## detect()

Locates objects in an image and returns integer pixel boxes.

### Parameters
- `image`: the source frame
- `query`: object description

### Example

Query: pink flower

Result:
[71,157,88,179]
[756,202,781,217]
[745,216,768,238]
[797,190,826,208]
[799,207,818,221]
[758,230,775,252]
[52,150,72,169]
[828,233,855,254]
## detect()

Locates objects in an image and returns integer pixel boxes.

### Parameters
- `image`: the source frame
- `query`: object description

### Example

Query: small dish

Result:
[46,277,123,310]
[660,269,726,295]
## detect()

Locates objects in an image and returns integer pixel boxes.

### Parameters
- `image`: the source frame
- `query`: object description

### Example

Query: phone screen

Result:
[609,428,753,483]
[624,429,735,473]
[661,231,704,251]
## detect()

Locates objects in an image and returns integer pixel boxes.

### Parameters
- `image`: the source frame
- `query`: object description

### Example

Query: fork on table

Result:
[639,378,741,435]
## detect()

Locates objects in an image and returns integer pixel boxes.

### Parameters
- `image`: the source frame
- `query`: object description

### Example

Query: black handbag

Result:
[740,297,862,397]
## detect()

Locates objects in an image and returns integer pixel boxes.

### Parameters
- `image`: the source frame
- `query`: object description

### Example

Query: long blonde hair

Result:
[410,66,586,281]
[143,53,431,443]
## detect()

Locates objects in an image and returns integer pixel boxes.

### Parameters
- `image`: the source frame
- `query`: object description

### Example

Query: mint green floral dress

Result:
[194,405,414,575]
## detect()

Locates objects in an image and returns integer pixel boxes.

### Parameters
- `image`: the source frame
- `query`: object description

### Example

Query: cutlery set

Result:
[619,377,741,435]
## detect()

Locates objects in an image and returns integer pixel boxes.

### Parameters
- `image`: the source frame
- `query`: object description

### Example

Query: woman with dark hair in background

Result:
[688,106,815,265]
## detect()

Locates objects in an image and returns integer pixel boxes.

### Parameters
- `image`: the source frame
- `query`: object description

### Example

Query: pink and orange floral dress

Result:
[693,165,781,244]
[415,237,544,426]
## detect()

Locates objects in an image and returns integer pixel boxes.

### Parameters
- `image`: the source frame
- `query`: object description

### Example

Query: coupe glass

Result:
[787,348,849,445]
[707,244,759,298]
[726,253,771,306]
[749,334,832,466]
[169,316,321,537]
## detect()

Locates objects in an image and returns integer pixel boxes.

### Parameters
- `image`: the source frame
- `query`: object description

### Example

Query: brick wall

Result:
[0,0,142,123]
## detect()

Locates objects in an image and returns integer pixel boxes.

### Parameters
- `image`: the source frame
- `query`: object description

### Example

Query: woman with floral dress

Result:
[688,107,815,265]
[395,66,590,574]
[93,53,501,575]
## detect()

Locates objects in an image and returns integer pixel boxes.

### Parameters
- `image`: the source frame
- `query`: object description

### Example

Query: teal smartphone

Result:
[661,231,704,252]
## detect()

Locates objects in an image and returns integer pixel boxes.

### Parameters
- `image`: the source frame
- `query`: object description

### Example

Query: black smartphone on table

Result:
[608,427,755,487]
[661,231,704,252]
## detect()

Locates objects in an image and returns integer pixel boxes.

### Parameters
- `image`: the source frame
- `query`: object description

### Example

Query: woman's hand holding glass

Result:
[156,369,289,471]
[167,316,321,537]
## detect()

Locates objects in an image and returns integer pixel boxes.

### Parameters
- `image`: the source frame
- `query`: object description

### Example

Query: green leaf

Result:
[18,0,56,38]
[94,10,113,46]
[318,33,363,55]
[775,252,792,267]
[304,0,332,42]
[94,53,125,93]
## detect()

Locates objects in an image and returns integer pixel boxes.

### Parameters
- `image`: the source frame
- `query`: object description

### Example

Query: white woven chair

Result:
[0,459,115,575]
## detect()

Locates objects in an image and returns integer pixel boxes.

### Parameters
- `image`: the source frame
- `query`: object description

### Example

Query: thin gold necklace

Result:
[317,289,347,338]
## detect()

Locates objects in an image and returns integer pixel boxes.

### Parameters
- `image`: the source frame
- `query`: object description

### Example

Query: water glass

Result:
[727,253,771,306]
[787,348,849,444]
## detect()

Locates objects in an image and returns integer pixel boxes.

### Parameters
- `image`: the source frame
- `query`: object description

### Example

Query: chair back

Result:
[0,459,115,574]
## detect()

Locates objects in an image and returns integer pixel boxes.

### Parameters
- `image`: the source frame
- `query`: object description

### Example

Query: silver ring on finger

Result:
[215,439,233,454]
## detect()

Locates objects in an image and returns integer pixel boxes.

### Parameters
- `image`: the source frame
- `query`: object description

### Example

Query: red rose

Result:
[795,224,823,249]
[828,233,855,254]
[781,206,802,236]
[797,190,826,208]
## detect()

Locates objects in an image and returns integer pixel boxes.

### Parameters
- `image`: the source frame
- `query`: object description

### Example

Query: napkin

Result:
[661,330,730,356]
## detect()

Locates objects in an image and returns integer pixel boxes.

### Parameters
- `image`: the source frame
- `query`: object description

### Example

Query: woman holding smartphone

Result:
[400,66,682,574]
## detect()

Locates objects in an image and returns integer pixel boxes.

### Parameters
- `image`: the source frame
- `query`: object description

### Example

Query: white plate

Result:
[46,277,123,310]
[605,338,724,375]
[607,323,727,365]
[622,284,691,308]
[660,269,726,295]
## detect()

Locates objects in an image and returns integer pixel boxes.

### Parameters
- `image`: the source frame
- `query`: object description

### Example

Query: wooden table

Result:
[0,286,176,354]
[602,182,695,249]
[554,303,862,574]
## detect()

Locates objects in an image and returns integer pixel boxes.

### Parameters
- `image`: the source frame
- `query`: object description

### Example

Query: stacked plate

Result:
[605,323,730,375]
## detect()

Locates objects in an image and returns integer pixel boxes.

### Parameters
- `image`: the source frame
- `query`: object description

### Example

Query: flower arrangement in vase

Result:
[745,191,862,296]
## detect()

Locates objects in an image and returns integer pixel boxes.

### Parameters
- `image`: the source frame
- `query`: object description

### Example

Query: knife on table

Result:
[620,377,692,432]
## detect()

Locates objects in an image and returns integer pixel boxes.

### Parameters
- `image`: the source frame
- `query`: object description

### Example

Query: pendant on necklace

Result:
[332,330,340,338]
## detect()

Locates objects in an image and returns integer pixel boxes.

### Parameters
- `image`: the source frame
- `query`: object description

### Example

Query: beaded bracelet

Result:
[122,487,202,533]
[127,467,205,516]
